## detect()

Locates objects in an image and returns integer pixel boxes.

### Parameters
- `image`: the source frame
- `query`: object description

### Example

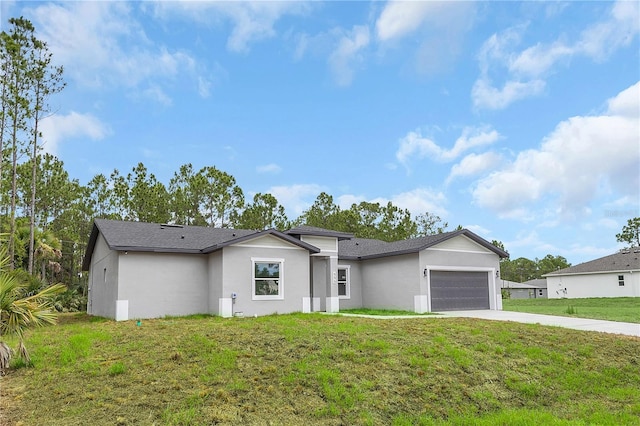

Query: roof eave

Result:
[544,268,640,277]
[81,221,100,271]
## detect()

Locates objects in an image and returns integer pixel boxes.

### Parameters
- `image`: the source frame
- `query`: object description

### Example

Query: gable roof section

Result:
[82,219,319,270]
[338,229,509,260]
[544,248,640,276]
[286,225,354,240]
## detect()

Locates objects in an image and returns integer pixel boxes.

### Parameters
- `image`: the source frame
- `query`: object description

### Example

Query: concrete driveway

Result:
[440,310,640,337]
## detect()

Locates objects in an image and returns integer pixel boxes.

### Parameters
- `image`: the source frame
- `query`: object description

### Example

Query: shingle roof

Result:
[544,248,640,276]
[286,225,354,240]
[82,219,319,270]
[500,280,540,289]
[83,220,508,270]
[338,229,509,260]
[523,279,548,289]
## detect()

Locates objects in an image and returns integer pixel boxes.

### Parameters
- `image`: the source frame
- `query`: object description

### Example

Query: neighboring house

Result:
[500,279,547,299]
[82,219,509,321]
[544,248,640,298]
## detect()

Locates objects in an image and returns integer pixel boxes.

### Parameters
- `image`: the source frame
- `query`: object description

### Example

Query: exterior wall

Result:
[421,245,502,311]
[208,251,223,315]
[219,244,311,317]
[301,235,338,254]
[87,234,119,319]
[547,271,640,299]
[338,260,363,310]
[361,253,420,311]
[311,257,327,311]
[502,287,547,299]
[118,252,209,319]
[505,288,537,299]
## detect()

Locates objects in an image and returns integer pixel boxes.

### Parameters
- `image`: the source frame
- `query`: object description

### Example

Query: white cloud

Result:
[447,152,504,183]
[472,77,546,110]
[328,25,370,86]
[376,1,437,42]
[472,82,640,219]
[151,1,311,53]
[472,1,639,110]
[336,188,448,218]
[266,184,326,217]
[389,188,448,217]
[256,163,282,174]
[376,1,476,75]
[465,224,491,236]
[26,2,210,102]
[39,111,110,154]
[336,194,365,210]
[140,86,173,107]
[396,126,500,168]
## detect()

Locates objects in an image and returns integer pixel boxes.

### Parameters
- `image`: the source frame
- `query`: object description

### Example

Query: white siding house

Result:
[544,248,640,298]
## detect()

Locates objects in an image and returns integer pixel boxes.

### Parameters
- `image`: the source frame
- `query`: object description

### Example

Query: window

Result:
[337,266,350,299]
[252,258,284,300]
[618,275,625,286]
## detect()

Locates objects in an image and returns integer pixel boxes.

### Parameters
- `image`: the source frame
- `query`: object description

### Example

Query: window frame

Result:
[252,258,285,300]
[618,274,625,287]
[337,265,350,299]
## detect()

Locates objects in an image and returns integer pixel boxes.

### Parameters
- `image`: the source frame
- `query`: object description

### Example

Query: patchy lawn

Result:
[339,308,437,316]
[502,297,640,323]
[1,313,639,425]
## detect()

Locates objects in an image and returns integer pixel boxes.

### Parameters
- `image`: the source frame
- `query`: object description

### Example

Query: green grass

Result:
[340,308,437,316]
[1,312,639,425]
[503,297,640,323]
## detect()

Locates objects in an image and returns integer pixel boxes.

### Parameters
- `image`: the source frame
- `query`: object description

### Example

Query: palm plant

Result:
[0,235,64,372]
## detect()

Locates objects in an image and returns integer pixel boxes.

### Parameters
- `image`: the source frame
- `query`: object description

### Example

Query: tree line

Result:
[2,16,639,309]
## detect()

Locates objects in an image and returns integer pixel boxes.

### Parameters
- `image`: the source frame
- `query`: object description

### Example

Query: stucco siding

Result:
[87,234,119,319]
[311,257,327,311]
[118,252,208,319]
[547,272,640,299]
[361,254,420,311]
[421,248,502,310]
[302,235,337,253]
[220,245,311,316]
[208,251,223,315]
[338,260,363,310]
[433,235,495,254]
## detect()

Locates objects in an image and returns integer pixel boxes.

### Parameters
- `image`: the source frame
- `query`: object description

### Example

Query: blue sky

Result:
[2,1,639,264]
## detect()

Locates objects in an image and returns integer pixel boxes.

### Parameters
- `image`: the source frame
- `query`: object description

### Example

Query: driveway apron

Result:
[439,310,640,337]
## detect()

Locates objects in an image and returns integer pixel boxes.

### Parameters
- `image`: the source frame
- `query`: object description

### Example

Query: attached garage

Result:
[430,270,490,311]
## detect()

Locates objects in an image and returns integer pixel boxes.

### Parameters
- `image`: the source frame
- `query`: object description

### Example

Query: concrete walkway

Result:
[334,311,640,337]
[439,310,640,337]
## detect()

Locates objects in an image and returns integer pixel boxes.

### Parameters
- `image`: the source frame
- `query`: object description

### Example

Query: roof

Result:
[338,229,509,260]
[501,279,547,289]
[286,225,354,240]
[523,278,548,289]
[83,220,508,269]
[82,219,320,270]
[544,248,640,276]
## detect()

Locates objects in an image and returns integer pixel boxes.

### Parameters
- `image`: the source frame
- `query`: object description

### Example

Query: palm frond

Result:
[17,340,30,365]
[0,341,12,374]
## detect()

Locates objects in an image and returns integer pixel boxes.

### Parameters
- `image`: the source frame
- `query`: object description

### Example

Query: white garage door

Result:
[430,270,490,311]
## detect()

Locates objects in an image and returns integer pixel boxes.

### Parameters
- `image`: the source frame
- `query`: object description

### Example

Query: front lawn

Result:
[1,313,639,425]
[502,297,640,323]
[339,308,437,316]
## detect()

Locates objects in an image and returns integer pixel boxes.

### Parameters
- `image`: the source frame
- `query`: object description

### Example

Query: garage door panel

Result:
[430,270,489,311]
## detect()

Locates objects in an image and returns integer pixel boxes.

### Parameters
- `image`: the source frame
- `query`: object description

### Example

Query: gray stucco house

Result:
[500,279,547,299]
[82,219,509,321]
